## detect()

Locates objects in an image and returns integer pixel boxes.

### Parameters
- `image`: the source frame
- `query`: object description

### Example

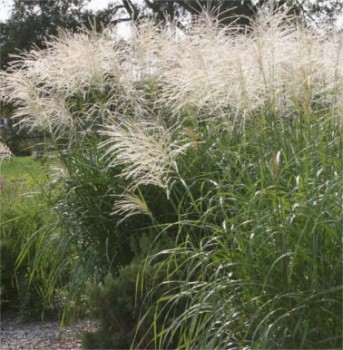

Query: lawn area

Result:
[0,156,48,183]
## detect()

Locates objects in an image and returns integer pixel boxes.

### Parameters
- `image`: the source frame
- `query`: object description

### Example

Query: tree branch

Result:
[110,16,134,26]
[121,0,140,21]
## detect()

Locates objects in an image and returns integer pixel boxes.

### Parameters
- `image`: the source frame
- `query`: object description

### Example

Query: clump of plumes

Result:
[6,29,129,96]
[1,12,342,134]
[99,119,194,198]
[112,192,151,223]
[157,13,343,119]
[0,142,12,160]
[1,28,139,134]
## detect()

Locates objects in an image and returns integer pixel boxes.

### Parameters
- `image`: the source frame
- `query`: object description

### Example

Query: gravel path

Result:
[0,311,97,350]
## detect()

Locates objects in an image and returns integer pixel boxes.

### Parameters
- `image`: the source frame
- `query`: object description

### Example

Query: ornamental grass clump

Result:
[1,11,342,349]
[99,119,195,199]
[1,29,139,135]
[2,12,342,131]
[157,13,343,120]
[137,113,342,349]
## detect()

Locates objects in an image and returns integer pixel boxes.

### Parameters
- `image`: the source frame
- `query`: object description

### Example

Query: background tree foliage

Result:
[102,0,343,28]
[0,0,93,69]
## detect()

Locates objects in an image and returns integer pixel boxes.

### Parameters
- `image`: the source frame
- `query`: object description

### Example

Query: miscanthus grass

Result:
[1,11,342,348]
[99,119,195,199]
[1,12,342,133]
[134,112,342,349]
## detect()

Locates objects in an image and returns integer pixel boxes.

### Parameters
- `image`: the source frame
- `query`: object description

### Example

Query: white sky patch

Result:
[0,0,12,22]
[85,0,113,12]
[337,15,343,29]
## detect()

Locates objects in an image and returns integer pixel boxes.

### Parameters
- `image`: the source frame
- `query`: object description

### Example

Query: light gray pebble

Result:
[0,312,97,350]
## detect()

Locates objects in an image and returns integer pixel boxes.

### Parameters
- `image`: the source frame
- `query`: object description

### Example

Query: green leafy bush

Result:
[81,228,178,349]
[82,261,145,349]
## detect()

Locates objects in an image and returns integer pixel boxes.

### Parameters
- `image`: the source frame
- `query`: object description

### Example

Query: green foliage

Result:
[82,232,179,350]
[82,261,145,349]
[13,135,175,321]
[14,141,129,320]
[0,175,53,319]
[0,0,94,69]
[138,113,342,349]
[0,156,48,181]
[55,139,134,274]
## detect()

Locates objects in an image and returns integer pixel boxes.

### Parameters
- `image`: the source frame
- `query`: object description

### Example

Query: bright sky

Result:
[0,0,12,22]
[86,0,113,13]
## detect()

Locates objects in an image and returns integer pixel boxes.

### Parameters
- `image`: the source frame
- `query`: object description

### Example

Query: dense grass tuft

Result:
[1,11,342,348]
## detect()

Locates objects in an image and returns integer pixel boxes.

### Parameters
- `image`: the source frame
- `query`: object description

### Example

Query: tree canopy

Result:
[102,0,343,28]
[1,0,94,69]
